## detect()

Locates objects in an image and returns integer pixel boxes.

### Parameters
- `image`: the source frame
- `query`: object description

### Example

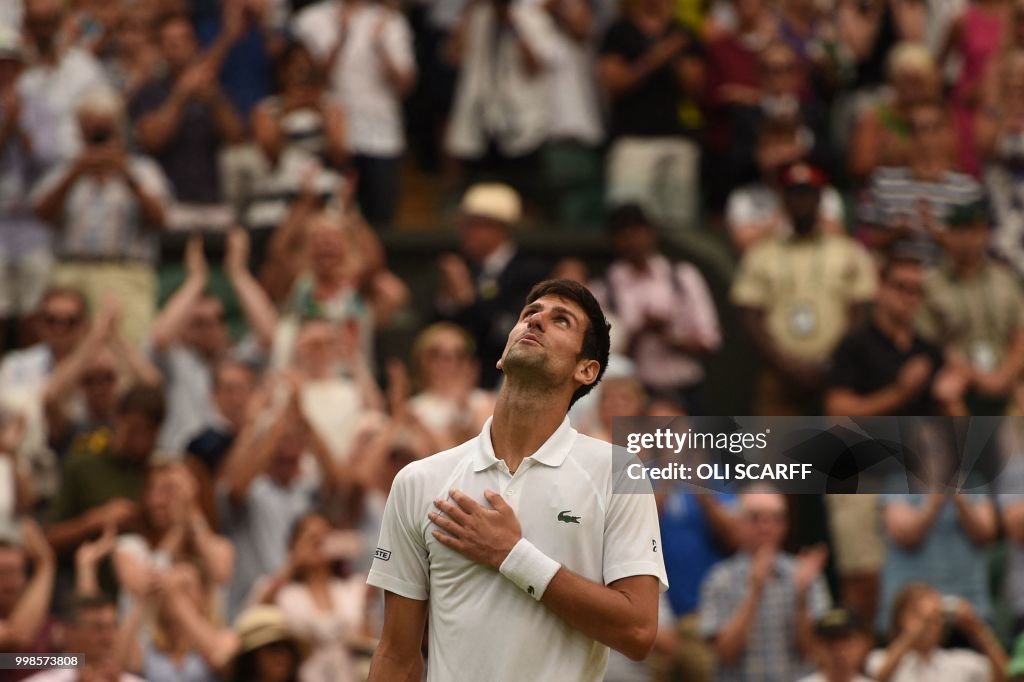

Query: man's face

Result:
[908,107,949,159]
[782,185,822,235]
[213,364,255,429]
[498,295,595,393]
[159,19,198,71]
[816,635,868,681]
[73,605,119,665]
[80,353,119,418]
[184,297,228,357]
[941,223,990,266]
[878,262,925,324]
[110,412,158,462]
[39,294,87,356]
[459,216,508,263]
[78,110,119,149]
[269,424,305,484]
[611,223,656,264]
[740,493,788,551]
[0,548,26,617]
[760,45,799,97]
[294,320,337,378]
[24,0,63,53]
[900,591,945,651]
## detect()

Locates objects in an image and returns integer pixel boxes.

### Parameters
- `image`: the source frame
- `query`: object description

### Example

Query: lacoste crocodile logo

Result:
[557,510,581,524]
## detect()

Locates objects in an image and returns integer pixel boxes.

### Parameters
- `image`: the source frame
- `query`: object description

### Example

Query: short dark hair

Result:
[65,594,116,625]
[524,279,611,408]
[116,385,166,427]
[606,203,654,235]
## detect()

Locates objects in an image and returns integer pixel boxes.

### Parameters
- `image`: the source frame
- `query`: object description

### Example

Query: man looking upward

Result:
[367,279,668,681]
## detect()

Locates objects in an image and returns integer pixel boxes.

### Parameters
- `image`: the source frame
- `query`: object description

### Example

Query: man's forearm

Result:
[713,584,763,664]
[538,568,658,661]
[825,384,908,416]
[136,91,189,153]
[46,513,102,554]
[794,590,816,660]
[367,646,424,682]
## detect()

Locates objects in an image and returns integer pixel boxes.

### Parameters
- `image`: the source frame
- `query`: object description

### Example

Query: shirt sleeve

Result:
[731,246,773,308]
[825,334,860,390]
[843,241,878,303]
[602,467,669,591]
[366,466,430,601]
[383,13,417,77]
[673,263,721,350]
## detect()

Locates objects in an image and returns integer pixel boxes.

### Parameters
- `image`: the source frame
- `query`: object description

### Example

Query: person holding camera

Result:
[867,582,1007,681]
[31,89,171,344]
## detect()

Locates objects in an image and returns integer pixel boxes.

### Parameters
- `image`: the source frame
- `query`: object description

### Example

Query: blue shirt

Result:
[660,492,736,615]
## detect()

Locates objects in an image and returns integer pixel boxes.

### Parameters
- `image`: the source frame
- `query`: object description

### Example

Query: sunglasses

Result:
[43,313,83,328]
[745,510,786,523]
[82,372,116,386]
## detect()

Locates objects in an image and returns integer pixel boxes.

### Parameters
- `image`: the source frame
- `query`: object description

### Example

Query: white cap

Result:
[460,183,522,226]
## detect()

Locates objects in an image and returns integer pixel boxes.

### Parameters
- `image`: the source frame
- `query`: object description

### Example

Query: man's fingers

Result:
[484,489,510,512]
[449,489,481,514]
[434,498,472,525]
[432,529,465,552]
[428,511,464,538]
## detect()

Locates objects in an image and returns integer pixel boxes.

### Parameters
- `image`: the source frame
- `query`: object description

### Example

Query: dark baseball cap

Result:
[815,608,864,640]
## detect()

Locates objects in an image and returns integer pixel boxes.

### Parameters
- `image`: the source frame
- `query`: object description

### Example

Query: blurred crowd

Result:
[6,0,1024,680]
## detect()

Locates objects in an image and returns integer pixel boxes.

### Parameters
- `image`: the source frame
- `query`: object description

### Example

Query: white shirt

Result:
[544,19,603,144]
[368,416,668,682]
[277,579,365,682]
[18,48,110,166]
[726,183,843,240]
[292,0,415,157]
[23,671,144,682]
[865,647,991,682]
[797,674,874,682]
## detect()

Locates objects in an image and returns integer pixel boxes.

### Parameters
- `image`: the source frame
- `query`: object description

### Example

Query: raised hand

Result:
[224,227,251,278]
[184,234,209,282]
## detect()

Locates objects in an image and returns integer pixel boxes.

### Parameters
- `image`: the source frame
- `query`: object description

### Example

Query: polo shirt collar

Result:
[472,416,576,472]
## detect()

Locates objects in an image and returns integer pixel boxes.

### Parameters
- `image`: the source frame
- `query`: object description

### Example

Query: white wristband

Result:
[499,538,561,601]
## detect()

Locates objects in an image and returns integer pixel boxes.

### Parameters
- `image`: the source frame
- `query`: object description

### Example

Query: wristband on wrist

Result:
[499,538,561,601]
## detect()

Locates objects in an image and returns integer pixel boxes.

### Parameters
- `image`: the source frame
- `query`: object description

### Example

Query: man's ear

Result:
[574,358,600,388]
[496,356,503,371]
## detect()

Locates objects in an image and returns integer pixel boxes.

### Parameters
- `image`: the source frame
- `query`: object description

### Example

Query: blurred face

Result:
[419,329,472,389]
[269,424,304,484]
[892,69,938,108]
[114,10,151,55]
[292,515,330,572]
[611,223,656,264]
[159,18,198,72]
[254,641,296,682]
[309,221,347,278]
[908,106,950,159]
[184,297,228,358]
[459,216,508,264]
[740,493,788,551]
[80,352,118,419]
[782,186,822,235]
[213,364,256,429]
[760,45,800,97]
[878,262,925,325]
[74,605,119,665]
[550,258,589,284]
[110,412,158,462]
[734,0,766,25]
[816,635,868,681]
[24,0,64,53]
[941,223,990,266]
[78,109,120,148]
[0,548,26,617]
[295,321,337,378]
[39,294,87,357]
[598,379,646,422]
[899,591,944,651]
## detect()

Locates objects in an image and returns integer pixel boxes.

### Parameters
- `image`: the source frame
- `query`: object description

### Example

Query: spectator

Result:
[184,360,259,480]
[798,608,874,682]
[408,322,494,450]
[878,492,997,636]
[0,413,33,525]
[860,101,982,255]
[150,231,278,453]
[976,48,1024,275]
[253,512,369,682]
[131,13,244,226]
[43,299,162,460]
[997,453,1024,638]
[594,203,720,412]
[848,43,942,183]
[833,0,926,95]
[917,199,1024,415]
[0,520,57,666]
[22,595,144,682]
[698,489,831,682]
[435,183,548,388]
[18,0,110,166]
[598,0,704,229]
[445,0,557,203]
[940,0,1009,177]
[867,582,1007,681]
[726,115,844,253]
[102,4,161,102]
[247,42,349,233]
[45,385,165,556]
[539,0,605,227]
[216,380,348,619]
[579,375,647,442]
[659,490,739,682]
[32,88,171,344]
[0,27,52,353]
[293,0,416,228]
[732,162,877,414]
[113,462,233,607]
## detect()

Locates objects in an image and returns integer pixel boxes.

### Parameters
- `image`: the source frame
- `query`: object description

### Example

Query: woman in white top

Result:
[254,512,369,682]
[408,322,495,450]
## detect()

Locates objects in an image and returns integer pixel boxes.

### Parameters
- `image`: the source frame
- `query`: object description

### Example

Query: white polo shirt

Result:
[367,416,668,682]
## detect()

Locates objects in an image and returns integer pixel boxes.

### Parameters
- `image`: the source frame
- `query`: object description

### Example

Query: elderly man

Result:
[32,89,171,344]
[699,489,831,682]
[435,183,548,388]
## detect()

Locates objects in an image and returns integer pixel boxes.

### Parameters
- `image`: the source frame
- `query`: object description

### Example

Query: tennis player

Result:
[367,279,668,681]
